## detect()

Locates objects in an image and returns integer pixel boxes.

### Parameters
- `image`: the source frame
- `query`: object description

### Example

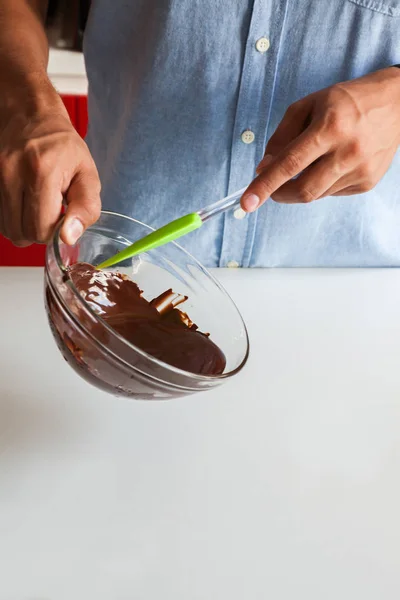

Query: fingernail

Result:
[67,218,84,245]
[242,193,260,213]
[256,153,274,174]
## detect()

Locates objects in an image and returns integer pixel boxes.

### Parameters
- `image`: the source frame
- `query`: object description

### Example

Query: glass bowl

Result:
[44,211,249,400]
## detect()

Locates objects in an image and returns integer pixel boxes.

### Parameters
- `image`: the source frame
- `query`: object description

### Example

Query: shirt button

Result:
[241,129,255,144]
[255,37,270,53]
[227,260,240,268]
[233,207,246,220]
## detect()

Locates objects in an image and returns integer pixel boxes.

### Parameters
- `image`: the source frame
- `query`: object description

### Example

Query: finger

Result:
[331,186,364,197]
[9,191,32,248]
[270,153,344,204]
[0,157,26,242]
[0,192,30,246]
[329,180,377,197]
[61,166,101,245]
[326,154,391,198]
[0,192,4,236]
[323,172,358,197]
[241,124,330,212]
[261,98,312,161]
[1,178,26,243]
[22,171,64,244]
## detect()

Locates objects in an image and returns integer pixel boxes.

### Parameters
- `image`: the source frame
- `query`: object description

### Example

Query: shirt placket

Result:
[219,0,289,268]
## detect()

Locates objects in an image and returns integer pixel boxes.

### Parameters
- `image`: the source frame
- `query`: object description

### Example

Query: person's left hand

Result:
[241,68,400,212]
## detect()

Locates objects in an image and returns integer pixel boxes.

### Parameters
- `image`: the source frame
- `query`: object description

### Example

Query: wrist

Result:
[0,67,66,121]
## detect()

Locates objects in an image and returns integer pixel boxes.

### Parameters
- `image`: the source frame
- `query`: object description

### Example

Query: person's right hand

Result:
[0,93,101,247]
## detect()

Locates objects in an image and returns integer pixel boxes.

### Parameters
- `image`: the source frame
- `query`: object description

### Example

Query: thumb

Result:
[60,167,101,245]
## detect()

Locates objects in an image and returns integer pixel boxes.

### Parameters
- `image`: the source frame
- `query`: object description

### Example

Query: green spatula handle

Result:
[97,212,203,269]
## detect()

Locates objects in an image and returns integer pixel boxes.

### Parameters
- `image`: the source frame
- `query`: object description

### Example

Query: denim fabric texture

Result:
[84,0,400,267]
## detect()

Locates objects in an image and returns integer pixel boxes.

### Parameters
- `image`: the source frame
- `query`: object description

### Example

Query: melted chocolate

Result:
[67,263,226,375]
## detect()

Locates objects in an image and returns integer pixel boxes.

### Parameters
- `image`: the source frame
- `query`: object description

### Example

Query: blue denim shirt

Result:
[84,0,400,267]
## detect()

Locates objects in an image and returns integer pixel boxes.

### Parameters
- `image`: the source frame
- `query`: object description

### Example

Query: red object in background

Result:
[0,95,88,266]
[76,95,88,137]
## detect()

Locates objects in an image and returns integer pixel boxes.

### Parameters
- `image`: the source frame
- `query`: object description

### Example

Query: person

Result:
[1,1,400,267]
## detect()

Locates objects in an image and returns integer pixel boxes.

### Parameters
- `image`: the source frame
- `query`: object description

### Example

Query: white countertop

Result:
[0,267,400,599]
[48,49,87,95]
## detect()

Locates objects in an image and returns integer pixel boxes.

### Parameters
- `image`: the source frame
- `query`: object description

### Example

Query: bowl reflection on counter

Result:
[44,212,249,400]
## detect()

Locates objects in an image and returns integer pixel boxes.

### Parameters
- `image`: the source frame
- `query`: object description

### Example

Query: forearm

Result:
[0,1,60,113]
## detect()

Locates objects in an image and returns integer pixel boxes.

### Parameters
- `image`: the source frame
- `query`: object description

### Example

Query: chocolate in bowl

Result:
[44,212,249,400]
[67,262,226,375]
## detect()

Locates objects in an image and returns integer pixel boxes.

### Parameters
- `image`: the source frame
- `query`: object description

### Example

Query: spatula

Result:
[97,186,247,270]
